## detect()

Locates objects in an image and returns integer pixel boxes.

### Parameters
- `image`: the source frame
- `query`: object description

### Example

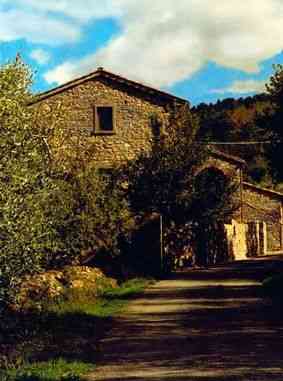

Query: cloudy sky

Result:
[0,0,282,105]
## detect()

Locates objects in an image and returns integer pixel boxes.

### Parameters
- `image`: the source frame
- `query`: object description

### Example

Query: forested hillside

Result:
[192,91,282,188]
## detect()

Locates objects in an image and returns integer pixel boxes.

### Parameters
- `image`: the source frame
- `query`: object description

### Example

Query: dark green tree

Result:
[117,104,238,269]
[118,103,207,223]
[265,64,283,183]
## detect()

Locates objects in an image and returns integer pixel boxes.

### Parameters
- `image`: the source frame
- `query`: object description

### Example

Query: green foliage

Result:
[194,94,273,185]
[3,358,94,381]
[102,278,153,299]
[192,167,238,222]
[0,59,64,305]
[0,59,131,307]
[44,277,151,317]
[248,157,271,185]
[264,64,283,182]
[117,103,208,223]
[0,278,150,378]
[70,166,132,260]
[266,64,283,104]
[194,68,283,185]
[116,104,238,267]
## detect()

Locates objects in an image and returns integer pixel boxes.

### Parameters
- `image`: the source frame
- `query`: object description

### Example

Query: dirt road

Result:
[86,264,283,381]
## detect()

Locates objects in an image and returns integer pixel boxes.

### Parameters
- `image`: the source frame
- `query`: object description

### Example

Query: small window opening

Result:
[94,106,114,133]
[98,167,113,183]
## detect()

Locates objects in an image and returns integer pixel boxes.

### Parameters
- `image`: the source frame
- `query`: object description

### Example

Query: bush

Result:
[14,266,117,311]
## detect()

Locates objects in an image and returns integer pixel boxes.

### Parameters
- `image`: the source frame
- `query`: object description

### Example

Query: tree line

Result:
[193,71,283,188]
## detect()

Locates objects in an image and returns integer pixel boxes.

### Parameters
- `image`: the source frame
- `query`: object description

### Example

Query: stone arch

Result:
[195,165,227,183]
[197,156,240,179]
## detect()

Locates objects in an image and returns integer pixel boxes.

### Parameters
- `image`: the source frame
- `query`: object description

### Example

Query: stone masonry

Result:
[32,70,184,168]
[32,68,283,259]
[242,183,283,252]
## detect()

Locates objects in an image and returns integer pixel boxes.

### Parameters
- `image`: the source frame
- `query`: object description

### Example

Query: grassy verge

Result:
[2,359,94,381]
[46,278,151,317]
[1,278,152,381]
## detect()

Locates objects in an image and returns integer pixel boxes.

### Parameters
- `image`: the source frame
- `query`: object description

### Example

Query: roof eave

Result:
[209,148,246,167]
[29,68,189,106]
[243,182,283,200]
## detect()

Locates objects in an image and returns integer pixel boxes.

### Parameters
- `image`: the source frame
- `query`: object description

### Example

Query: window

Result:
[98,167,114,184]
[94,106,115,134]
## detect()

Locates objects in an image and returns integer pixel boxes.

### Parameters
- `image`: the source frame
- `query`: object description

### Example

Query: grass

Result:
[103,278,152,299]
[3,358,94,381]
[44,277,152,318]
[44,277,151,317]
[1,277,152,381]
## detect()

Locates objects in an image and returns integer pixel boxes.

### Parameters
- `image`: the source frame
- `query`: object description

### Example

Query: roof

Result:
[243,182,283,200]
[30,67,189,105]
[209,148,246,166]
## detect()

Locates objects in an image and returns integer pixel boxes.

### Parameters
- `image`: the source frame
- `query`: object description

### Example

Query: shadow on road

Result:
[90,267,283,381]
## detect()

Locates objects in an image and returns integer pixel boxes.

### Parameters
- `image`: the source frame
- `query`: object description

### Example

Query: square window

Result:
[98,167,113,183]
[94,106,115,134]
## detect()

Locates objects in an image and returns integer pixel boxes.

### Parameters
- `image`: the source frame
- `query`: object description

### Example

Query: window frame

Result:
[97,166,114,184]
[93,105,116,135]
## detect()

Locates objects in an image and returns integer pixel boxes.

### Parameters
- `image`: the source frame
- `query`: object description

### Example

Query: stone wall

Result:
[35,78,171,168]
[241,183,283,252]
[225,220,271,261]
[225,220,248,260]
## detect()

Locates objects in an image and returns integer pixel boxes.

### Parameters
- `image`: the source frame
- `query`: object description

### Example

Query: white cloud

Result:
[0,1,118,46]
[211,79,267,95]
[0,9,80,45]
[13,0,122,22]
[44,62,76,84]
[30,48,51,65]
[43,0,283,87]
[2,0,283,88]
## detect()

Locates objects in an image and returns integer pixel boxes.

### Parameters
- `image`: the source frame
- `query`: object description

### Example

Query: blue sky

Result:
[0,0,282,105]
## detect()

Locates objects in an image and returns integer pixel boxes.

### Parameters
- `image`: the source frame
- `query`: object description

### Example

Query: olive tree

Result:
[0,59,131,307]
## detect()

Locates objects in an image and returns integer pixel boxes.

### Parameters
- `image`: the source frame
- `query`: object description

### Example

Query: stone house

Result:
[31,67,283,262]
[31,67,187,168]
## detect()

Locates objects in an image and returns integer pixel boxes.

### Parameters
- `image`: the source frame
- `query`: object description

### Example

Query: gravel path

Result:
[86,265,283,381]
